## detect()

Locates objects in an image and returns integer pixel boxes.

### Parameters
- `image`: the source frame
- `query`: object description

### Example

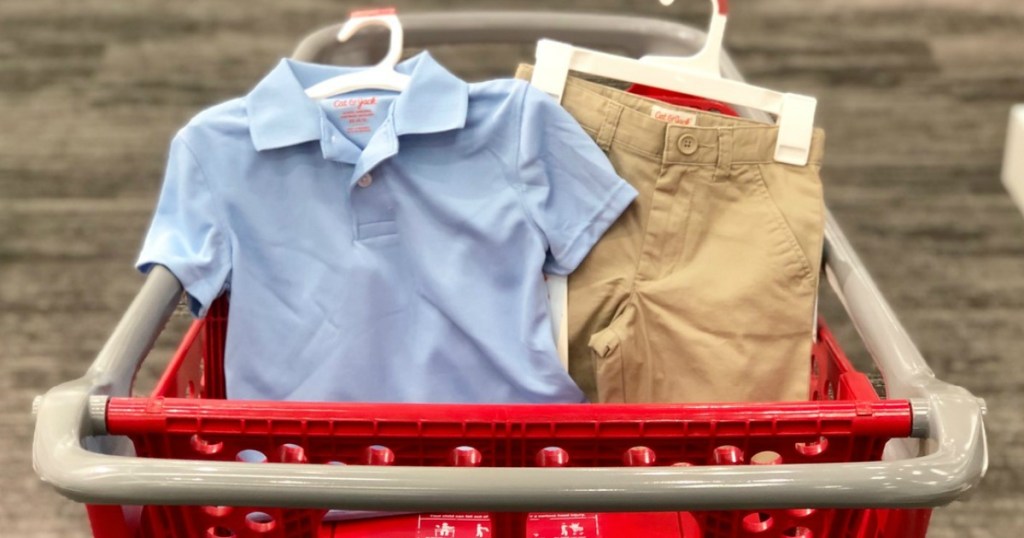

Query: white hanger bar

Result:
[304,8,410,100]
[533,39,784,110]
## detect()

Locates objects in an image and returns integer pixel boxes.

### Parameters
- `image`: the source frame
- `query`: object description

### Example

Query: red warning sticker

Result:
[417,514,491,538]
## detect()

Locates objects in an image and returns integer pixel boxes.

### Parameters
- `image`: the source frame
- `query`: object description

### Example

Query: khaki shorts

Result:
[518,65,826,403]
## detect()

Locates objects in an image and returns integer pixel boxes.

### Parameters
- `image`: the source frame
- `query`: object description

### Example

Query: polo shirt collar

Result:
[246,52,469,152]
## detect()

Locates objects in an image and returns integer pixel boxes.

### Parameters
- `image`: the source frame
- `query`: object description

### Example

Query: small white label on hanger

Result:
[651,105,697,127]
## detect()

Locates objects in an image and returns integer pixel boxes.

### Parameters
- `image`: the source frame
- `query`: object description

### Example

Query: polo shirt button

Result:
[357,173,373,188]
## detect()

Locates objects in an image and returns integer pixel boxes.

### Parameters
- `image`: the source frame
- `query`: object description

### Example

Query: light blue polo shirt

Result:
[137,52,637,403]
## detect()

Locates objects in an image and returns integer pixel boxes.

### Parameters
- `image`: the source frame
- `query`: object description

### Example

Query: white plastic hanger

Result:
[304,8,410,100]
[530,0,816,167]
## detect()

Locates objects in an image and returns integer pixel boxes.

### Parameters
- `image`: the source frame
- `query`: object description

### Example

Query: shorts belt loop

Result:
[595,102,623,151]
[714,128,734,182]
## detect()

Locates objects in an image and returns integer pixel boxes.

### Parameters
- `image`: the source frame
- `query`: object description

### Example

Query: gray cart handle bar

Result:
[33,12,986,512]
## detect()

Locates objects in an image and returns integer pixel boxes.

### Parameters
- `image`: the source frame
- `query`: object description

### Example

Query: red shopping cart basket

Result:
[84,297,929,538]
[32,11,985,538]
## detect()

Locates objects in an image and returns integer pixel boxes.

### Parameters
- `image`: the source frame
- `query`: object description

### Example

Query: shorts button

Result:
[357,173,373,188]
[677,134,699,155]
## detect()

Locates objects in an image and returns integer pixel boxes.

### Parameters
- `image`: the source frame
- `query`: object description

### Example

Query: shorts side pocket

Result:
[752,164,818,287]
[589,324,626,403]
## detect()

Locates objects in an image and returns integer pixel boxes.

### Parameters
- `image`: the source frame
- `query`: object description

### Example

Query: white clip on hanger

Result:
[530,0,816,167]
[304,8,411,100]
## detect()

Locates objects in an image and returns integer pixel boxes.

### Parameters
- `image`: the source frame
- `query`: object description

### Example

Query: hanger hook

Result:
[337,8,404,69]
[658,0,728,14]
[649,0,728,75]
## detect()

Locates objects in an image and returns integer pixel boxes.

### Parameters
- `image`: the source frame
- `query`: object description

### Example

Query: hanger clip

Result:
[531,40,574,102]
[774,93,817,166]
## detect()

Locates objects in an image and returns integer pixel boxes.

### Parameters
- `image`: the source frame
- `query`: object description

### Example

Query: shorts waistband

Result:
[516,64,825,167]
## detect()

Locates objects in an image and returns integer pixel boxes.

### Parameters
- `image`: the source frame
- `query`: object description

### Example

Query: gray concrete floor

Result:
[2,0,1023,536]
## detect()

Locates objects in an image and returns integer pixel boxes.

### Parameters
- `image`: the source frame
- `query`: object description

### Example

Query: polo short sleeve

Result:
[136,133,231,317]
[516,85,638,276]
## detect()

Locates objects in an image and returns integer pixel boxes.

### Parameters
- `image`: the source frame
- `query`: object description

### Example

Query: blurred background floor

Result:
[2,0,1023,536]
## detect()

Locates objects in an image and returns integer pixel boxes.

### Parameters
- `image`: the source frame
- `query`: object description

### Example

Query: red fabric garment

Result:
[626,84,738,117]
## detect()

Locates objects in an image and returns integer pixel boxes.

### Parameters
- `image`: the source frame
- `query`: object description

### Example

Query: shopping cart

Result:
[32,11,988,538]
